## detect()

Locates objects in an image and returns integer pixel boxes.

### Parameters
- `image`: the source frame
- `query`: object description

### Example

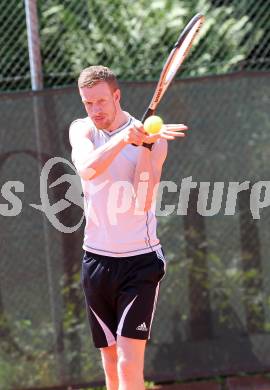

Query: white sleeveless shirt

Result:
[72,114,161,257]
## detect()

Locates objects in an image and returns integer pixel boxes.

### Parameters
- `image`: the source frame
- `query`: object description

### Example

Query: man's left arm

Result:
[133,139,168,213]
[133,121,188,212]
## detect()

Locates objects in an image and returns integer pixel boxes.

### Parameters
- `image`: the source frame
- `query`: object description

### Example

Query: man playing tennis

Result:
[69,65,187,390]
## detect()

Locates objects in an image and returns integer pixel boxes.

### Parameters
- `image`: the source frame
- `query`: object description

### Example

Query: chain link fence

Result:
[0,72,270,389]
[0,0,30,91]
[0,0,270,91]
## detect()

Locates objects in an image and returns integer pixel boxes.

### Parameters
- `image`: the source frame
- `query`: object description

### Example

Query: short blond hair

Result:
[78,65,119,91]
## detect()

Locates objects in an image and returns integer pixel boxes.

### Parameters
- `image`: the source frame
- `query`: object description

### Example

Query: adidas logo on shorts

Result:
[136,322,148,331]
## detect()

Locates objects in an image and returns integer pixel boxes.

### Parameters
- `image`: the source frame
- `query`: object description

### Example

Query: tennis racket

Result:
[142,13,205,123]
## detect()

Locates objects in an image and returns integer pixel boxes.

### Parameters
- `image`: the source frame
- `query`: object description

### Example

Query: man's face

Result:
[79,81,119,130]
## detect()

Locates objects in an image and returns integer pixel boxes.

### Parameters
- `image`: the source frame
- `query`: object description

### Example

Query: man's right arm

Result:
[69,120,144,180]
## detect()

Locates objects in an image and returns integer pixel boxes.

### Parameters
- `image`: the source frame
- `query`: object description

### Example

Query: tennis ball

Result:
[144,115,164,134]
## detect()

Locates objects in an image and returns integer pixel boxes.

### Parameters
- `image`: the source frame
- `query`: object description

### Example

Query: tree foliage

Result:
[39,0,262,86]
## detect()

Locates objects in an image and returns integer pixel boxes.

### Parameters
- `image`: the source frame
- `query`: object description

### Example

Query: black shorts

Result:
[81,248,166,348]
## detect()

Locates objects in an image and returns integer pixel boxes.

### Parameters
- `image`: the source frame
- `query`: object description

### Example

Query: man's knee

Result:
[117,336,146,379]
[118,355,140,379]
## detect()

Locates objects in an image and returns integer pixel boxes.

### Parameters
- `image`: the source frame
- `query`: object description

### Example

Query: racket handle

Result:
[141,107,155,122]
[131,107,155,147]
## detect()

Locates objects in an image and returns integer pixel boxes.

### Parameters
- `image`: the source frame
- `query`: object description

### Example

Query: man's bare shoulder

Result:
[69,116,95,145]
